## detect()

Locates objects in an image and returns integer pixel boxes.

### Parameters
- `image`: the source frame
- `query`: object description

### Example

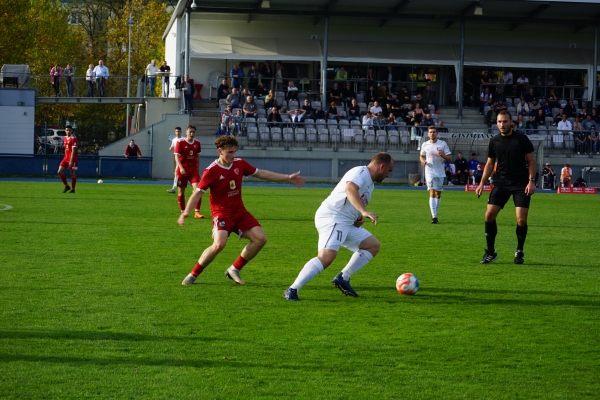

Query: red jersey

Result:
[199,158,258,214]
[174,138,201,174]
[62,135,78,163]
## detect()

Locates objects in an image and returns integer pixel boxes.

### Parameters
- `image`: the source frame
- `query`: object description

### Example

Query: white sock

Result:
[342,250,374,280]
[429,197,436,217]
[435,197,441,215]
[290,257,324,291]
[172,173,178,190]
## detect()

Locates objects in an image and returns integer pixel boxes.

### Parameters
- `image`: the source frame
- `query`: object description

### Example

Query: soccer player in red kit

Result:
[58,125,77,193]
[178,135,305,286]
[174,125,204,218]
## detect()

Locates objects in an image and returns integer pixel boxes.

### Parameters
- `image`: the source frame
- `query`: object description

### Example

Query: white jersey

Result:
[315,166,374,224]
[421,139,451,179]
[171,137,183,150]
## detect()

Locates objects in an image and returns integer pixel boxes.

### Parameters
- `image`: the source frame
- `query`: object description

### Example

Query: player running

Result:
[178,135,305,286]
[283,152,394,301]
[167,127,183,193]
[174,125,203,218]
[475,110,536,265]
[58,125,77,193]
[420,125,452,224]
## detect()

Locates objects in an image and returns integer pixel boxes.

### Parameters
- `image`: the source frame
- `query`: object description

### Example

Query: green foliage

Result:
[1,182,599,399]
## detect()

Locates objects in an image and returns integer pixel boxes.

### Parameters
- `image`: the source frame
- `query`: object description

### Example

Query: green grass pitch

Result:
[0,181,599,399]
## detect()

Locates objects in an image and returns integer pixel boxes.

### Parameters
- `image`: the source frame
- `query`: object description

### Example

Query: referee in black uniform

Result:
[476,110,536,265]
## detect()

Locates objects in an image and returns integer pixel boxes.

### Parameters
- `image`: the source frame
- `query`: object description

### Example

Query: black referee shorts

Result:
[488,183,531,209]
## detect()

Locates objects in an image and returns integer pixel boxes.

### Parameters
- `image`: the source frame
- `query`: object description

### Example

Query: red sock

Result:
[232,256,248,271]
[59,174,68,185]
[178,195,186,211]
[71,177,76,190]
[195,198,201,212]
[191,262,205,277]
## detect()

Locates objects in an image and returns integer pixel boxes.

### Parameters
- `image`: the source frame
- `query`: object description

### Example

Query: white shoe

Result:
[182,273,196,285]
[225,267,246,285]
[167,188,176,193]
[447,182,454,186]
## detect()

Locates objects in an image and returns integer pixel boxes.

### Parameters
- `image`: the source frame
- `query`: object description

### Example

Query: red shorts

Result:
[212,210,261,238]
[59,159,78,170]
[177,171,201,188]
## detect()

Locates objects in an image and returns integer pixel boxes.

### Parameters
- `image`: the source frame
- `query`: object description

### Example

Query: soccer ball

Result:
[97,179,103,184]
[396,273,419,295]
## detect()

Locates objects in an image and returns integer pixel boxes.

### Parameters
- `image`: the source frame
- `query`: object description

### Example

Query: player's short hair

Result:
[65,125,72,129]
[371,152,392,166]
[428,126,437,132]
[186,125,196,132]
[215,135,239,149]
[497,110,512,120]
[175,127,181,131]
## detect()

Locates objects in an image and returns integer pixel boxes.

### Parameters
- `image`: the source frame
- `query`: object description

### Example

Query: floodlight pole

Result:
[126,14,134,135]
[458,18,465,121]
[593,25,598,112]
[321,16,329,108]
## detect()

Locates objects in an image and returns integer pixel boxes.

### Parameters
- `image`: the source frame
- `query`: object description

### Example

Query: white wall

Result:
[0,89,35,154]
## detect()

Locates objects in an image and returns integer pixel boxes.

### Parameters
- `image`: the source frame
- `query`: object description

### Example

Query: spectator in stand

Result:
[350,67,362,82]
[275,62,285,91]
[533,75,544,96]
[553,108,564,126]
[247,65,259,93]
[217,78,230,100]
[145,59,159,97]
[540,97,552,116]
[412,102,425,124]
[515,114,527,134]
[589,126,599,155]
[399,85,411,104]
[232,109,244,135]
[564,99,577,118]
[523,88,535,104]
[335,66,348,82]
[480,69,492,90]
[530,98,541,114]
[542,163,556,190]
[50,63,63,97]
[327,101,339,121]
[383,65,398,94]
[391,96,403,118]
[260,60,273,89]
[472,162,484,184]
[495,97,507,112]
[414,93,426,111]
[557,114,573,135]
[377,86,388,104]
[573,117,584,133]
[502,69,513,96]
[526,115,538,135]
[486,104,498,127]
[579,107,588,120]
[288,108,307,126]
[314,106,325,120]
[421,113,435,128]
[180,75,195,114]
[124,139,142,159]
[243,96,257,119]
[159,61,171,97]
[264,90,275,109]
[253,82,267,100]
[444,160,455,185]
[517,98,530,117]
[301,99,314,118]
[575,126,587,154]
[546,74,556,89]
[85,64,95,97]
[366,68,375,90]
[366,85,377,106]
[468,153,480,179]
[516,73,529,97]
[373,112,386,130]
[286,81,298,101]
[329,82,342,104]
[592,108,600,123]
[370,101,383,116]
[581,114,598,131]
[341,82,357,108]
[387,113,397,130]
[362,111,374,130]
[93,60,109,97]
[547,89,559,109]
[230,65,244,90]
[239,89,250,106]
[226,88,240,109]
[403,103,414,125]
[384,94,394,115]
[454,152,469,184]
[479,87,493,115]
[267,106,282,127]
[220,108,232,135]
[347,99,361,121]
[463,78,475,106]
[64,63,74,97]
[560,163,573,187]
[535,109,546,127]
[422,85,438,113]
[437,120,449,133]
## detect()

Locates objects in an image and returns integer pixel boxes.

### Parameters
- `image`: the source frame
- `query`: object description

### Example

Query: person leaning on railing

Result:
[85,64,95,97]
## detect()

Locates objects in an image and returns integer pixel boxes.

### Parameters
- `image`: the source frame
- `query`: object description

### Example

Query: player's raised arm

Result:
[253,169,306,187]
[345,181,378,225]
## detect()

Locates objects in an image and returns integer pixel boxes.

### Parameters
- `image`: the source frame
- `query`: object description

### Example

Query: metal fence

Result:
[25,75,160,98]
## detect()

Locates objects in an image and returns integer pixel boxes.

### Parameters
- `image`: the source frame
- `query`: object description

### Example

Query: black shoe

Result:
[332,273,358,297]
[62,185,71,193]
[479,249,498,264]
[69,189,75,193]
[283,287,299,301]
[514,250,524,264]
[431,217,438,224]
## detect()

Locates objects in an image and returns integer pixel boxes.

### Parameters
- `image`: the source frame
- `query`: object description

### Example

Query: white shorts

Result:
[315,218,373,252]
[426,176,444,192]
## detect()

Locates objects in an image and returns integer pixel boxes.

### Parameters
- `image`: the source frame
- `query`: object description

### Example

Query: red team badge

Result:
[234,168,240,175]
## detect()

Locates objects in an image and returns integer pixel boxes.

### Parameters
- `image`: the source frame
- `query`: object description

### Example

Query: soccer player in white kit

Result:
[420,126,452,224]
[167,127,183,193]
[283,153,394,301]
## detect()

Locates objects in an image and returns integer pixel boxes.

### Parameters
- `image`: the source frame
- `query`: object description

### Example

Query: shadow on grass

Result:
[0,330,223,342]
